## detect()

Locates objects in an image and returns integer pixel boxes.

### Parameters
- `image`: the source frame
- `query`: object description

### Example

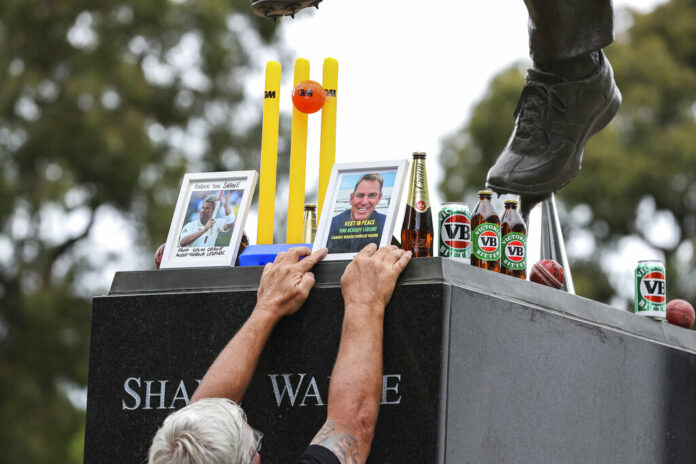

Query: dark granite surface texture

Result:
[86,258,696,463]
[87,270,444,463]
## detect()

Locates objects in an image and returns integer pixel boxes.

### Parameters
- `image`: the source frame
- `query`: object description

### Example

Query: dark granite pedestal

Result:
[85,258,696,463]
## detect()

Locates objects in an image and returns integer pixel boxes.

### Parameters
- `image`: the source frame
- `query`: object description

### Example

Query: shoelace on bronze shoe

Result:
[513,79,566,140]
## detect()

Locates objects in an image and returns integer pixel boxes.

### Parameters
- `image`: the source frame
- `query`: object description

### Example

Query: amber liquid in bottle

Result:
[471,191,501,272]
[501,200,527,279]
[401,153,433,257]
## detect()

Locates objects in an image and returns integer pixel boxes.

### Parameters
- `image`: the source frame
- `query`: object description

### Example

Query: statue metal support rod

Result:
[521,194,575,294]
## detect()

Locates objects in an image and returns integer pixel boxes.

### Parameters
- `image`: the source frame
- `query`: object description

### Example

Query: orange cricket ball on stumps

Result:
[292,80,326,114]
[529,259,564,289]
[666,299,695,329]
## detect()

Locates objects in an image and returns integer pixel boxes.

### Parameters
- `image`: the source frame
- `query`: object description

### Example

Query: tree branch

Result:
[43,207,97,285]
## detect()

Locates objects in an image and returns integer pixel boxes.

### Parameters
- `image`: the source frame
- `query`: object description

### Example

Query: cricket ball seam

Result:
[533,262,562,288]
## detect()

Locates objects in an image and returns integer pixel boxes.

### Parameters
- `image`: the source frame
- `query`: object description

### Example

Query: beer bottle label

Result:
[501,232,526,270]
[472,223,500,261]
[407,161,430,212]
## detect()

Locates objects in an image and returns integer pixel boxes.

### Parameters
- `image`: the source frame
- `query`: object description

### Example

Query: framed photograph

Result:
[160,171,258,268]
[313,160,408,261]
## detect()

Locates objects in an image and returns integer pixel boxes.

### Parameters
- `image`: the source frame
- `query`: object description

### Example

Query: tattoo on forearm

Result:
[311,421,360,464]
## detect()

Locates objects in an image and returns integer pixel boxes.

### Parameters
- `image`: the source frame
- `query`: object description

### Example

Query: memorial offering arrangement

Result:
[159,171,257,268]
[500,200,527,279]
[257,57,338,247]
[147,52,693,331]
[471,190,502,272]
[313,160,408,260]
[439,202,472,263]
[401,152,434,257]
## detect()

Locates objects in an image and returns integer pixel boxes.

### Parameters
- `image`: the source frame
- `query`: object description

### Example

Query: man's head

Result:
[199,195,217,224]
[349,173,383,221]
[148,398,262,464]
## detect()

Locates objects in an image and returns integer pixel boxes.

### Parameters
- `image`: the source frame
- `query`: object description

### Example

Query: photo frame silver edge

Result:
[160,170,258,269]
[312,159,409,261]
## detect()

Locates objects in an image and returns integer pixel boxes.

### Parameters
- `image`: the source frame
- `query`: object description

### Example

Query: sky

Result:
[87,0,667,294]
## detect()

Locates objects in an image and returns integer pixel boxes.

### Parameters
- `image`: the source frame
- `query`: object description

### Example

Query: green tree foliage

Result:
[438,0,696,306]
[0,1,280,461]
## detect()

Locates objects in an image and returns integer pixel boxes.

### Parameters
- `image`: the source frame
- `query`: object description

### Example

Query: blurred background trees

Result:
[0,1,282,461]
[439,0,696,308]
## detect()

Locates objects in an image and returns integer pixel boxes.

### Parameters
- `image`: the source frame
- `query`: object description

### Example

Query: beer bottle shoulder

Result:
[502,210,526,233]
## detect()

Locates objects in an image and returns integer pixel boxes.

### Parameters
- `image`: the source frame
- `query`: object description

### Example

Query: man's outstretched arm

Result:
[191,246,328,404]
[310,244,411,463]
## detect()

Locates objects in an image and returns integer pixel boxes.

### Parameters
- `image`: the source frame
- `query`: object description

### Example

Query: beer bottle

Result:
[500,199,526,279]
[302,203,317,243]
[401,152,433,257]
[471,190,500,271]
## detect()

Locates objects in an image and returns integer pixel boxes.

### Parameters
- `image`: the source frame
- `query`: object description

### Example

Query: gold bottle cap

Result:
[504,200,518,206]
[304,203,317,210]
[412,152,426,159]
[478,190,493,196]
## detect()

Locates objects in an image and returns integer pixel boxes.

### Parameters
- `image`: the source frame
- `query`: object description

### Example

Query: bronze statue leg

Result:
[485,0,620,196]
[523,0,614,63]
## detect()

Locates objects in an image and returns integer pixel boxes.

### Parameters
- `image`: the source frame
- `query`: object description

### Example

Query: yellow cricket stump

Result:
[286,58,310,244]
[318,57,338,220]
[257,61,281,245]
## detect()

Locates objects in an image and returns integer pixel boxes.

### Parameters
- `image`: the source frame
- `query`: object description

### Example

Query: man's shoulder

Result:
[332,209,351,220]
[181,219,198,231]
[330,209,351,226]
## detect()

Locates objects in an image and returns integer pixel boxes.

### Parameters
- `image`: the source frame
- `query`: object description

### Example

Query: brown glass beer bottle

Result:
[401,152,433,257]
[471,190,501,271]
[500,199,527,279]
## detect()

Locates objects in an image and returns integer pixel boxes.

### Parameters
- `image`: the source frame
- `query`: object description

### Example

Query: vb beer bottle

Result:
[401,152,433,257]
[471,190,500,272]
[500,199,526,279]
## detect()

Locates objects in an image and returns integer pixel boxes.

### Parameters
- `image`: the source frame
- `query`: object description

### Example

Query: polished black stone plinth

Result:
[85,258,696,463]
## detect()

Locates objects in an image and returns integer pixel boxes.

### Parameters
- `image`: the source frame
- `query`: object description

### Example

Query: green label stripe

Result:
[502,232,526,270]
[472,223,500,261]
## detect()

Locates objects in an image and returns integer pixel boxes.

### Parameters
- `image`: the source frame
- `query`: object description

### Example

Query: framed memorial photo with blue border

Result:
[160,171,258,269]
[313,160,408,261]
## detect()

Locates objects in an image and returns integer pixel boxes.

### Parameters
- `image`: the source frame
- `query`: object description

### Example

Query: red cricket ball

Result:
[529,259,564,289]
[154,243,165,269]
[666,299,695,329]
[292,80,326,114]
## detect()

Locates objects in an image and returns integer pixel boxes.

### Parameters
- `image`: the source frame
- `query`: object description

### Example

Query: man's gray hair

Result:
[148,398,256,464]
[353,173,383,193]
[203,195,218,206]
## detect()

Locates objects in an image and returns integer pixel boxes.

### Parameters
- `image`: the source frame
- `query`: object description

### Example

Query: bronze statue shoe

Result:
[486,51,621,196]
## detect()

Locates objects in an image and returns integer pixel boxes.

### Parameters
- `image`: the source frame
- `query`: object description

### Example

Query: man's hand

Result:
[256,247,328,318]
[192,246,327,404]
[204,217,216,231]
[341,244,412,310]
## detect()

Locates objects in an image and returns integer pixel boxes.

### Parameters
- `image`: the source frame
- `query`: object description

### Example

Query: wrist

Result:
[253,301,286,322]
[343,302,386,317]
